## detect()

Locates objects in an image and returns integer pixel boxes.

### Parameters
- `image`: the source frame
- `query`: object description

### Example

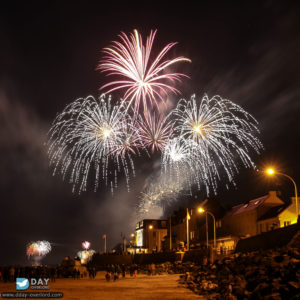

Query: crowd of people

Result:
[0,266,57,283]
[104,263,160,282]
[0,262,175,284]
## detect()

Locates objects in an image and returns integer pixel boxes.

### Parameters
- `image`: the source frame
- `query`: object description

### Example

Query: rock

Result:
[288,281,299,290]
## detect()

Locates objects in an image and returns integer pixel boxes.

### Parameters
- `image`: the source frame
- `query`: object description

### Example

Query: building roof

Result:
[257,204,289,221]
[225,195,269,217]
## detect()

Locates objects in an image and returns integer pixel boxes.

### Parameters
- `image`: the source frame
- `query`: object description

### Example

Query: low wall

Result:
[91,253,133,267]
[90,249,211,267]
[182,249,210,264]
[235,222,300,253]
[133,252,177,265]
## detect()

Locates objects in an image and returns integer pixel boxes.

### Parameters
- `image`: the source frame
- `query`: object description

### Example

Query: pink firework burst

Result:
[82,241,91,250]
[97,29,191,114]
[138,112,174,153]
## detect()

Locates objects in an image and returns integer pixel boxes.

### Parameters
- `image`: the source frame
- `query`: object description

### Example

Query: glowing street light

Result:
[265,168,298,217]
[198,207,205,213]
[186,209,191,251]
[198,207,216,249]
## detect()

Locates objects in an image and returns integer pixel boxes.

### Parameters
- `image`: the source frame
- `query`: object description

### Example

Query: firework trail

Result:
[138,179,184,215]
[97,29,191,114]
[163,94,263,194]
[48,95,143,193]
[26,241,51,257]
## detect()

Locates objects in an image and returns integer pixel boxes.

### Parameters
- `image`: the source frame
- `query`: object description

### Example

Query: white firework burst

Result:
[168,94,263,193]
[48,95,141,193]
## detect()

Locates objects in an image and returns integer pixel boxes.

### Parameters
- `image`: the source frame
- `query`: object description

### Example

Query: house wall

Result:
[222,209,258,237]
[172,222,186,246]
[257,217,280,234]
[279,203,298,226]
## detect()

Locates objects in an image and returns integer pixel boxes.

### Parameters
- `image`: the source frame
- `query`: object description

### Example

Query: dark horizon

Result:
[0,1,299,265]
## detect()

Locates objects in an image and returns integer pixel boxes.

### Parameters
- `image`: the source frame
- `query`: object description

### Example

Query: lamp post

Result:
[102,235,107,253]
[198,208,216,249]
[148,224,155,252]
[186,208,191,251]
[266,168,298,217]
[169,216,172,251]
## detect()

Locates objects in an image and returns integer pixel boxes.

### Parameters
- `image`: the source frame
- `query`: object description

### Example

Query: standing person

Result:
[72,269,76,280]
[105,265,111,282]
[3,267,9,283]
[92,267,97,279]
[113,265,119,281]
[151,263,155,276]
[133,264,138,278]
[9,266,15,282]
[50,268,56,282]
[129,265,134,277]
[121,264,126,278]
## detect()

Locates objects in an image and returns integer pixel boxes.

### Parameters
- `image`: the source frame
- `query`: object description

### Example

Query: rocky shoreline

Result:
[178,246,300,299]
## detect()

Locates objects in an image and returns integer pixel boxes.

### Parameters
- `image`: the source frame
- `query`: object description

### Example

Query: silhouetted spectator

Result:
[50,268,56,282]
[9,267,15,282]
[121,264,126,278]
[129,265,134,277]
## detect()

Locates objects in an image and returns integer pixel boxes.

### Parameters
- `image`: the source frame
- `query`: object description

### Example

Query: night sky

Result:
[1,1,299,265]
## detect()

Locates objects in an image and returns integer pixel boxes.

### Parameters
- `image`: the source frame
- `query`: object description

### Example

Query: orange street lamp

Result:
[266,168,298,217]
[186,209,191,251]
[198,207,216,249]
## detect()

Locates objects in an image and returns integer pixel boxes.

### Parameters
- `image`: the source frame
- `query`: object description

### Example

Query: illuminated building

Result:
[135,219,168,253]
[165,191,298,254]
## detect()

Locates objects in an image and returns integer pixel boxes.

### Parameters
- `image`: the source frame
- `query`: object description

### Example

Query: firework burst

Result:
[48,95,141,193]
[162,137,203,189]
[166,94,263,193]
[77,249,95,264]
[26,241,51,257]
[97,29,191,114]
[138,112,173,153]
[82,241,91,250]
